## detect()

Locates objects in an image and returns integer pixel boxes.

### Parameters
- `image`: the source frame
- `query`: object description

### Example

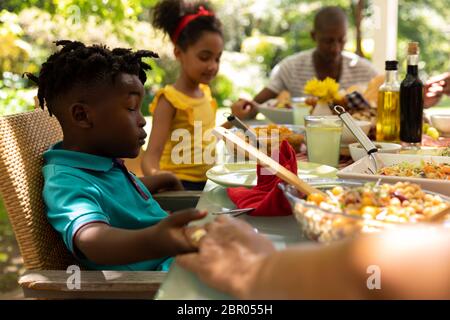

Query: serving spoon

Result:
[213,127,326,197]
[426,205,450,223]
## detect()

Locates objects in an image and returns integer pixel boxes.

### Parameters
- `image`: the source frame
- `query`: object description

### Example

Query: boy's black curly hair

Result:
[24,40,159,116]
[152,0,222,50]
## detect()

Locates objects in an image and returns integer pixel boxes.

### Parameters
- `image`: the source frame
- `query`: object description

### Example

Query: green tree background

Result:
[1,0,449,117]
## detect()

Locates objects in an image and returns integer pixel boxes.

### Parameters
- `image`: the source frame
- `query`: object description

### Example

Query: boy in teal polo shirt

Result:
[26,40,206,271]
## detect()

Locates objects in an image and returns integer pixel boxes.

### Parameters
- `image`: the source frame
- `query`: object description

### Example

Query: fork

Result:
[212,208,255,217]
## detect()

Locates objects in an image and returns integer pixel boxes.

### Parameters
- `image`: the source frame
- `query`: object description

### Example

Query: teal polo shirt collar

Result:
[44,142,114,172]
[44,142,150,201]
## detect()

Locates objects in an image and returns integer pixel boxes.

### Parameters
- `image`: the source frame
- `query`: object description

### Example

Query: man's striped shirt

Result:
[267,49,379,97]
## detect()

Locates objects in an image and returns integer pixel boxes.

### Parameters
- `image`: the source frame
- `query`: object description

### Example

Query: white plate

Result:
[337,154,450,196]
[206,161,338,187]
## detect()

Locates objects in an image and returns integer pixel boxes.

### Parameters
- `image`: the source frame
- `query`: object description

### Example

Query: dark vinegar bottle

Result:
[400,42,424,147]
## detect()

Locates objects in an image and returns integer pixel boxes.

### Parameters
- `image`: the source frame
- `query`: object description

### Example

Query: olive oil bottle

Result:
[376,60,400,142]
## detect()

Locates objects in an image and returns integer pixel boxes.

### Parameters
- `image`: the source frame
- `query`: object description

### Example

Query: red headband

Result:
[171,6,215,44]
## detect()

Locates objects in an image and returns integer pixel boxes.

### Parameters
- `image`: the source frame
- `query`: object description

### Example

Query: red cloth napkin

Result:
[227,140,297,216]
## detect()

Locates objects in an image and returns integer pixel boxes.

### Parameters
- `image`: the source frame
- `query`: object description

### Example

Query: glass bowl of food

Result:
[279,179,449,243]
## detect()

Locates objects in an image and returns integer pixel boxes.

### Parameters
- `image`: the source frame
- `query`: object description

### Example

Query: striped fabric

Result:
[267,49,379,97]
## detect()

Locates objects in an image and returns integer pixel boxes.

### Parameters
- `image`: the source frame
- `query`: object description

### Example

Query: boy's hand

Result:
[156,209,207,255]
[177,216,275,298]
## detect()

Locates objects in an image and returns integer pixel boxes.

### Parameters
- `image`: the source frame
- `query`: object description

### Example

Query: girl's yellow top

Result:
[149,84,217,182]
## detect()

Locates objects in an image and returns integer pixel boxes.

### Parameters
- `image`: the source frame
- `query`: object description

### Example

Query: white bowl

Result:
[341,120,372,145]
[337,154,450,196]
[348,142,402,162]
[257,99,294,124]
[431,114,450,136]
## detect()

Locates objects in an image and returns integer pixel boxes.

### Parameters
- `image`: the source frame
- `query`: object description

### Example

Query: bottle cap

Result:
[408,42,419,55]
[385,60,398,70]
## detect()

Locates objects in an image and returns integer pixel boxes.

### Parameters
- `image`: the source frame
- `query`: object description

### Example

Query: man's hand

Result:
[427,72,450,94]
[231,99,259,120]
[424,83,443,108]
[424,72,450,108]
[204,216,275,254]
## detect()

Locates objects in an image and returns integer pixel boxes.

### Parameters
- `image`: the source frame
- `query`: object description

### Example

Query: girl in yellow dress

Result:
[142,0,231,190]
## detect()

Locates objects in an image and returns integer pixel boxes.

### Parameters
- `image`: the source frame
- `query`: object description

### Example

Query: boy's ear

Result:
[310,30,316,42]
[69,103,93,128]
